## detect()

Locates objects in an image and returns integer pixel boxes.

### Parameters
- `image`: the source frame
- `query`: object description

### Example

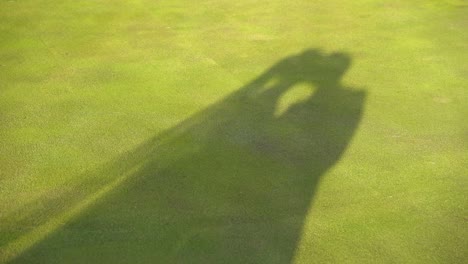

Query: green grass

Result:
[0,0,467,263]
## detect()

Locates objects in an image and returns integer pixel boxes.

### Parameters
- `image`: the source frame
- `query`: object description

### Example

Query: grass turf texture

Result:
[0,0,467,263]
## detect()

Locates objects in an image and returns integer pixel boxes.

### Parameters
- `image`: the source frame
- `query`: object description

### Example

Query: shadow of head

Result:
[275,49,351,87]
[244,49,354,119]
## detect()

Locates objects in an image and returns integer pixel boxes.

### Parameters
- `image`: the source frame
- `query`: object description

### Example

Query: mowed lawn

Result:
[0,0,467,263]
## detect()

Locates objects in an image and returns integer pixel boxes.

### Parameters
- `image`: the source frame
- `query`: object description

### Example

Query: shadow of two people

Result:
[13,49,366,264]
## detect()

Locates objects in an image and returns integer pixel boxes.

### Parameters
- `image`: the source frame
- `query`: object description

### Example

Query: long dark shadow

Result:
[11,49,366,263]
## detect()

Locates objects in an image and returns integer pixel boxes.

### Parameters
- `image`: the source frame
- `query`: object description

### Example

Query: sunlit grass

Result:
[0,0,466,263]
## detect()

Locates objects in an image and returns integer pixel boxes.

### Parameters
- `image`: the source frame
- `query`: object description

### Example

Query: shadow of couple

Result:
[13,49,366,264]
